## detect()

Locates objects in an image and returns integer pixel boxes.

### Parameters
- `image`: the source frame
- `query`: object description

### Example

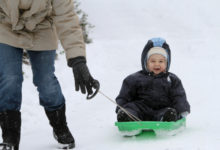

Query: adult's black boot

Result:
[0,110,21,150]
[45,105,75,149]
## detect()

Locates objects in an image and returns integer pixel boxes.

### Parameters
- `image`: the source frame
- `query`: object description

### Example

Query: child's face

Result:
[147,54,167,75]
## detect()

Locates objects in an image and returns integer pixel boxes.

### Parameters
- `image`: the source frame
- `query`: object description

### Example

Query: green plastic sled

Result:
[115,118,186,136]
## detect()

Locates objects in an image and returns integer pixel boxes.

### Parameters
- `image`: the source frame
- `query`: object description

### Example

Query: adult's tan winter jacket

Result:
[0,0,85,60]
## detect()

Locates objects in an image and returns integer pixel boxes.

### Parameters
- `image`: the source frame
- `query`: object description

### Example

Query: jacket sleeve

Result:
[115,76,136,113]
[51,0,86,60]
[169,74,190,114]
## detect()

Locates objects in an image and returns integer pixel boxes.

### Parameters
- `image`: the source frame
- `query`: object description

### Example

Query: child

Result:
[116,37,190,122]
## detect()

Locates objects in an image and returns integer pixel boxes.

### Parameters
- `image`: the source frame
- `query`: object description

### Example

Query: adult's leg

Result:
[0,43,23,111]
[0,43,23,150]
[28,50,74,149]
[27,50,65,111]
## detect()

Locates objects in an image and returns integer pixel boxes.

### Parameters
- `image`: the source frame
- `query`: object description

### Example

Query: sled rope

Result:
[98,90,142,121]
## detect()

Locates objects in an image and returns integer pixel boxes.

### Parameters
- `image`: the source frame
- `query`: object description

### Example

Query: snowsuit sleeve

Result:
[169,74,190,114]
[51,0,86,60]
[115,76,137,113]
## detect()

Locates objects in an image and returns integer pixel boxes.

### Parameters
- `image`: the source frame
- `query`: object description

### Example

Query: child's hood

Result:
[141,37,171,73]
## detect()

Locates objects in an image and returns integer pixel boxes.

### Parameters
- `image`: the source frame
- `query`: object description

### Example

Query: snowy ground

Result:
[2,0,220,149]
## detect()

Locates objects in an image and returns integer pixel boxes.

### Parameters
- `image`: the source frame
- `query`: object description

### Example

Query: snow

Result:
[2,0,220,149]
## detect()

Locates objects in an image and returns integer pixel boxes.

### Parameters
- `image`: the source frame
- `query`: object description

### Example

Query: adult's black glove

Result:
[68,57,99,99]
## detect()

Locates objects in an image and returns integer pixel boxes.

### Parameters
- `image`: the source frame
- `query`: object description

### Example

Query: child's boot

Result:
[45,105,75,149]
[158,107,178,122]
[117,109,134,122]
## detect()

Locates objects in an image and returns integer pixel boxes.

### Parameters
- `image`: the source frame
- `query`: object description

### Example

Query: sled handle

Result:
[86,80,100,100]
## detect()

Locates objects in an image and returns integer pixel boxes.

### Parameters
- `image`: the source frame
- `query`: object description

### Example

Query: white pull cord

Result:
[98,90,142,121]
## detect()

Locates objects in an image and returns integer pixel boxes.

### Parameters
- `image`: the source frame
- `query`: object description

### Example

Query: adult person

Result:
[0,0,99,149]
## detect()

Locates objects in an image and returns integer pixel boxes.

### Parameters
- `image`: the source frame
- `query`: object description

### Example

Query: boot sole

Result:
[58,143,75,149]
[53,132,75,149]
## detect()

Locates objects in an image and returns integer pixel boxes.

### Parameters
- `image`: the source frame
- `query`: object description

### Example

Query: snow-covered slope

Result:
[3,0,220,149]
